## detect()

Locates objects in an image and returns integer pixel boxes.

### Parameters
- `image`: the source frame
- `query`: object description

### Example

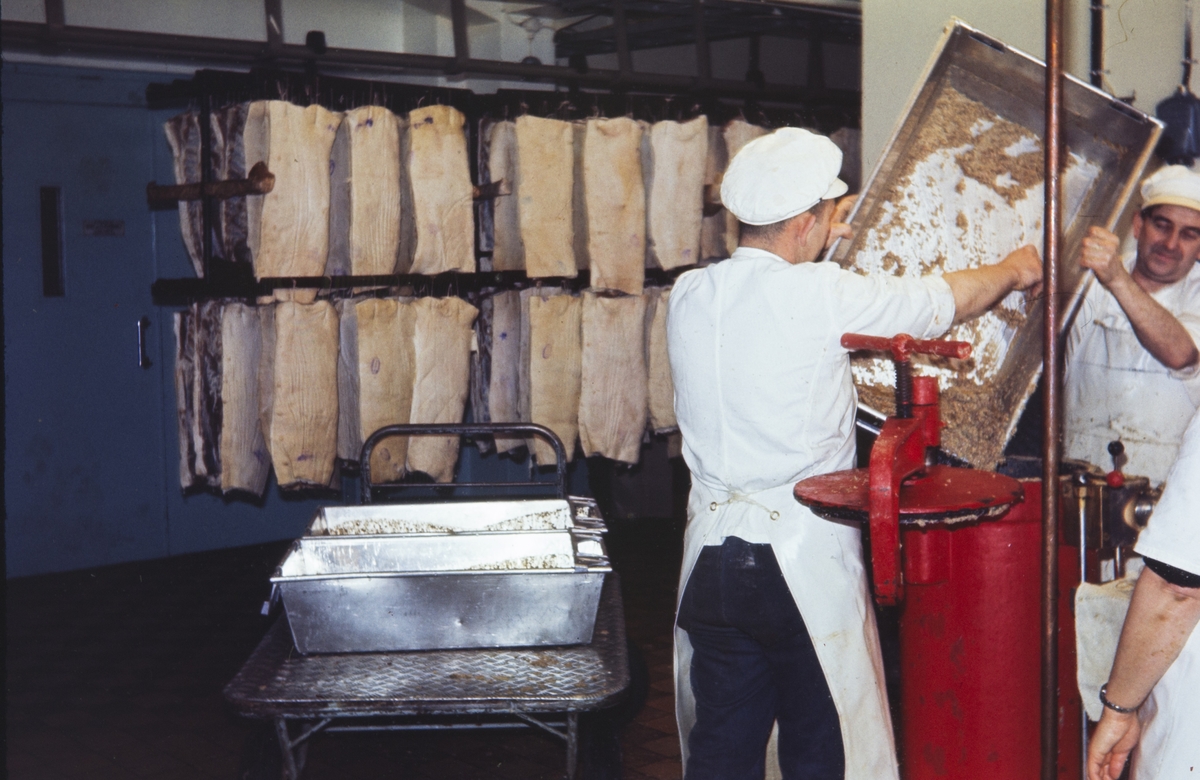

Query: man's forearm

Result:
[1107,274,1200,370]
[944,264,1021,325]
[1102,567,1200,711]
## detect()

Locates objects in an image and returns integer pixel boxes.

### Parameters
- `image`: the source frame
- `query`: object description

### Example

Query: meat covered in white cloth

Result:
[644,117,708,270]
[266,300,340,488]
[520,288,582,464]
[244,101,341,303]
[580,118,645,294]
[355,298,417,484]
[580,291,648,464]
[406,297,479,482]
[517,115,577,278]
[405,105,476,275]
[644,286,676,433]
[327,106,403,277]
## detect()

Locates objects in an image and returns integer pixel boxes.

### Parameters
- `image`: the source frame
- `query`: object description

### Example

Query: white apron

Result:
[673,480,898,780]
[1065,262,1200,484]
[666,248,954,780]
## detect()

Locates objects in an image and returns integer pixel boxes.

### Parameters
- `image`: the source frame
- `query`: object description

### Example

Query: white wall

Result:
[860,0,1195,178]
[861,0,1093,177]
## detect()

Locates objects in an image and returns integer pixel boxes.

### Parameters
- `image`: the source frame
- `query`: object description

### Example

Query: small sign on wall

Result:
[83,220,125,237]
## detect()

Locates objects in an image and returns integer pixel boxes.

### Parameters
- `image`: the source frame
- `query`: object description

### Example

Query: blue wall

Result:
[3,61,588,578]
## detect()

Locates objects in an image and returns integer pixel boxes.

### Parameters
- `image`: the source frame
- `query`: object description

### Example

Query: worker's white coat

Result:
[1064,253,1200,484]
[1130,410,1200,779]
[667,248,956,779]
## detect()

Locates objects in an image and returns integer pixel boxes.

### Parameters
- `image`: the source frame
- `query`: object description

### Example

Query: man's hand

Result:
[1087,710,1141,780]
[944,244,1043,324]
[1000,244,1043,292]
[1078,226,1125,288]
[824,195,856,250]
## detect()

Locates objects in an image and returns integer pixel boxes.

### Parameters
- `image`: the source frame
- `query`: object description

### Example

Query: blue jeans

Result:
[677,536,845,780]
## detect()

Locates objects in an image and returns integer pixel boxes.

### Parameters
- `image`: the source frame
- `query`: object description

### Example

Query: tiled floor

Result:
[5,516,687,780]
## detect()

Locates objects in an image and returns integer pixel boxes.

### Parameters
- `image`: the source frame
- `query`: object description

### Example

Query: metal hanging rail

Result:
[0,18,858,107]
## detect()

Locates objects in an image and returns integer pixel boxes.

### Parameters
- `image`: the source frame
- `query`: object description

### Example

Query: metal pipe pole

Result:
[1042,0,1065,776]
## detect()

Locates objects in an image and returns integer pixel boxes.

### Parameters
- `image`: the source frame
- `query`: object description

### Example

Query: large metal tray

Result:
[273,505,610,654]
[305,496,605,537]
[830,20,1162,468]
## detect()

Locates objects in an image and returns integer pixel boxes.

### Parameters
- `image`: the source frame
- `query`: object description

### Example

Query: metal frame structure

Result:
[1,0,860,106]
[226,575,630,780]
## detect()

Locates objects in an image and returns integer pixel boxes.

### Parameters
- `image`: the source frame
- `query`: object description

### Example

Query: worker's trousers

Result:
[677,536,845,780]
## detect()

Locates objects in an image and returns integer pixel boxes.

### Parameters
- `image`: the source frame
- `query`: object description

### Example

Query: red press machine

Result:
[794,333,1085,780]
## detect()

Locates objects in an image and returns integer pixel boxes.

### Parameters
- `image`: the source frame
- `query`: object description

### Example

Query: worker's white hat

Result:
[1141,164,1200,213]
[720,127,848,226]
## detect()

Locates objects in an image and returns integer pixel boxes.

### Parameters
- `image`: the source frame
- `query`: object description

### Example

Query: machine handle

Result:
[137,316,153,369]
[840,333,972,362]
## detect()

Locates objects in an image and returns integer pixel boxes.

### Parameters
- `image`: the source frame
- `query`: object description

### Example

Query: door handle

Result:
[137,316,152,369]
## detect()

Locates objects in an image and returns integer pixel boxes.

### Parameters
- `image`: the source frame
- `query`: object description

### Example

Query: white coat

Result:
[667,248,956,779]
[1064,254,1200,484]
[1130,410,1200,779]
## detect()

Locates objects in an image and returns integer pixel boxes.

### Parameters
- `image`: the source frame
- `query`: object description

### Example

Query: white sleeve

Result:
[1136,410,1200,576]
[825,266,956,342]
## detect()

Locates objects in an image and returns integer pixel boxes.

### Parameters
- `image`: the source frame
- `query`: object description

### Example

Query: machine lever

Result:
[840,332,972,361]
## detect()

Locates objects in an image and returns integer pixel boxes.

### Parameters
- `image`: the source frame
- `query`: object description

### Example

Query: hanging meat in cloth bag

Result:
[406,297,479,482]
[327,105,403,278]
[244,101,341,303]
[219,302,270,496]
[485,120,523,272]
[517,115,577,278]
[645,117,708,270]
[174,308,201,488]
[266,300,339,488]
[580,117,646,294]
[718,119,768,257]
[487,289,524,454]
[580,291,648,464]
[405,105,476,275]
[335,297,363,464]
[355,297,418,484]
[164,111,205,277]
[644,286,677,434]
[699,124,730,262]
[520,288,582,465]
[210,103,251,264]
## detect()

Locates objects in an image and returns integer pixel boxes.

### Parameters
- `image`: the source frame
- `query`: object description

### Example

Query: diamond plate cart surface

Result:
[225,573,630,779]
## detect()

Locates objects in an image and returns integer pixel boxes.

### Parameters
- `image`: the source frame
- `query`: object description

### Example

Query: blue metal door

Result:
[3,63,173,575]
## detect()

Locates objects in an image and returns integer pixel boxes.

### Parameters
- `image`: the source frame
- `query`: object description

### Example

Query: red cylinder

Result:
[898,477,1082,779]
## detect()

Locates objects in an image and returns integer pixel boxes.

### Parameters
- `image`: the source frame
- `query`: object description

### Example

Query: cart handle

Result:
[359,423,569,504]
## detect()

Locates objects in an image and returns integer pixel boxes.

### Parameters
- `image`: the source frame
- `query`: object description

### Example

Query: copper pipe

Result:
[1042,0,1065,776]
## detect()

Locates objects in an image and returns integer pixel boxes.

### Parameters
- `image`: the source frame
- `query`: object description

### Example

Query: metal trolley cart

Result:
[224,424,633,780]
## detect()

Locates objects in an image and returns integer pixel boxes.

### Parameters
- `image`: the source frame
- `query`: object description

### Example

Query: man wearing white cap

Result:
[667,127,1041,780]
[1065,165,1200,484]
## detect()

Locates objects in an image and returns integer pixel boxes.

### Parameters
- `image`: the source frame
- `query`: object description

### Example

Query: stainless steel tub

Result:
[272,497,610,653]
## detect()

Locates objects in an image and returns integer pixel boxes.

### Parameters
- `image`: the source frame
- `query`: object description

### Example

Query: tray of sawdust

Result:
[829,19,1162,469]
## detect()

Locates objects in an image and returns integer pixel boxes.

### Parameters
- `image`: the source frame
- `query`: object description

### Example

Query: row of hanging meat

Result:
[175,287,676,495]
[165,101,770,293]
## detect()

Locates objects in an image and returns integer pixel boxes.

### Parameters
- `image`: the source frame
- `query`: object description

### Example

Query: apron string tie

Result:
[708,492,781,521]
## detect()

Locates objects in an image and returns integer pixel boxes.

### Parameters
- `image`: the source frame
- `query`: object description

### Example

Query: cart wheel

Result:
[576,638,650,779]
[237,721,282,780]
[579,711,623,780]
[609,637,650,727]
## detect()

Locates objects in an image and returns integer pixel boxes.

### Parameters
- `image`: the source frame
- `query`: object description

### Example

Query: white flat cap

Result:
[1142,164,1200,213]
[720,127,849,226]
